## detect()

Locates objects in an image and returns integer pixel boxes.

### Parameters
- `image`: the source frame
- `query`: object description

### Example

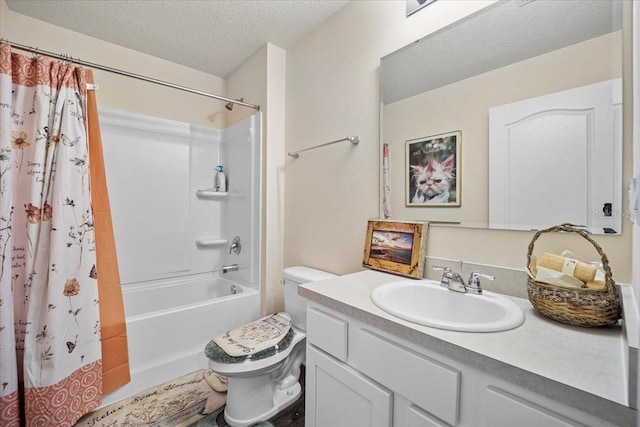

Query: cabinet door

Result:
[305,345,392,427]
[485,387,583,427]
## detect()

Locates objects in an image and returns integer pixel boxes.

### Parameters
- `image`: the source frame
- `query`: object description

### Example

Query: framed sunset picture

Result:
[362,220,428,279]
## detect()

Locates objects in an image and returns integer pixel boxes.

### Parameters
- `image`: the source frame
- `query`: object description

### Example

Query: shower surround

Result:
[97,108,262,406]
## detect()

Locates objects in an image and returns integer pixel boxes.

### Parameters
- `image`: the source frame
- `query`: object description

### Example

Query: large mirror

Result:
[381,0,625,235]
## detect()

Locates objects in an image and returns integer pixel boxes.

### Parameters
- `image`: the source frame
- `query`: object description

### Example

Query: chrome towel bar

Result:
[288,136,359,159]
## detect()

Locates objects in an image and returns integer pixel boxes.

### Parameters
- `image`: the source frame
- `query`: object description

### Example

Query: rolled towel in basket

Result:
[534,266,585,288]
[539,253,597,283]
[585,280,606,290]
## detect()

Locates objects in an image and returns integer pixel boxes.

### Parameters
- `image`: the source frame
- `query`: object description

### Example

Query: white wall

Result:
[285,0,633,285]
[98,109,222,284]
[222,114,262,286]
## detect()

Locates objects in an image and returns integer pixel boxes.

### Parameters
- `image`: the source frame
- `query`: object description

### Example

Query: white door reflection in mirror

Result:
[489,78,622,234]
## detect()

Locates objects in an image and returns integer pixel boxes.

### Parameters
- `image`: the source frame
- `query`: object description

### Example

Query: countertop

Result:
[299,269,636,423]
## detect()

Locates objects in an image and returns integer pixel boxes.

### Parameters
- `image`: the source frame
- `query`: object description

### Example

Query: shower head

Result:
[225,98,244,111]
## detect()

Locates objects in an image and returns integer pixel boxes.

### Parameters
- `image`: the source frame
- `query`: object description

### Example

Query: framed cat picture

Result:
[362,219,428,279]
[406,130,461,207]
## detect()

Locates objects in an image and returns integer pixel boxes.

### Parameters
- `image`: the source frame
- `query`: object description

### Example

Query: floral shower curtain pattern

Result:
[0,43,102,426]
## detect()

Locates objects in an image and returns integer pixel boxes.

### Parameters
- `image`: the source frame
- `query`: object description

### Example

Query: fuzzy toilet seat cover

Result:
[205,312,294,363]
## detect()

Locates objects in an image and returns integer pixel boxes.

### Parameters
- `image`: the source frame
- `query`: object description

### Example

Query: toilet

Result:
[206,266,336,427]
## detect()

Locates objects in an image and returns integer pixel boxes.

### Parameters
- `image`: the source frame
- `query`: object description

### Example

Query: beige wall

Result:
[285,0,633,284]
[385,32,622,226]
[632,1,639,310]
[383,32,632,283]
[1,0,227,127]
[4,0,634,305]
[0,1,6,34]
[2,0,287,315]
[228,44,287,315]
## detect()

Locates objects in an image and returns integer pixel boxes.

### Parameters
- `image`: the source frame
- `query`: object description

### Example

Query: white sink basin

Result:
[371,280,525,332]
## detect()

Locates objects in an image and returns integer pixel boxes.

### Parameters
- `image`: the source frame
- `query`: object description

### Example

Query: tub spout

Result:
[222,264,239,274]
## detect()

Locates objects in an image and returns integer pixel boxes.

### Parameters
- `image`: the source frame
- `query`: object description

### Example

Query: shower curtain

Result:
[0,44,102,426]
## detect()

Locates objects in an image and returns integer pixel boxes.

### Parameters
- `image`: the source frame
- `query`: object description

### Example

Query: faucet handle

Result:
[229,236,241,255]
[470,272,494,281]
[467,272,494,294]
[432,266,452,274]
[432,266,453,288]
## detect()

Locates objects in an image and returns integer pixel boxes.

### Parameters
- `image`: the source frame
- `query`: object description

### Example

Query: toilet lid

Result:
[206,312,293,362]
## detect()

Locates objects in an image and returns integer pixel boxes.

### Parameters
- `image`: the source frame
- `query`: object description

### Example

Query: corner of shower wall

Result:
[100,107,261,287]
[220,112,262,288]
[189,123,225,275]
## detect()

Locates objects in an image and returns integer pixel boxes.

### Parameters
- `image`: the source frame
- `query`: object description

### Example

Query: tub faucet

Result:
[432,266,494,295]
[222,264,239,274]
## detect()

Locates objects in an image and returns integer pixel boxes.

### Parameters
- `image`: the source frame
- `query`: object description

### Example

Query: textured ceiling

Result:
[5,0,350,78]
[382,0,622,104]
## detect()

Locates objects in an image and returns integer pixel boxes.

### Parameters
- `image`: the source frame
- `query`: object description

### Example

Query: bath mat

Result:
[213,312,292,357]
[74,369,226,427]
[187,409,275,427]
[203,370,228,392]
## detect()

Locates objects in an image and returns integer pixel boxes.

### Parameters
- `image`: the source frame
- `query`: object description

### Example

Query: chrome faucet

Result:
[432,266,494,295]
[222,263,239,274]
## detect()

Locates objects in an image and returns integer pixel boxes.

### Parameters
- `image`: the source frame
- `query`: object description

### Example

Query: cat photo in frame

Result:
[406,131,461,207]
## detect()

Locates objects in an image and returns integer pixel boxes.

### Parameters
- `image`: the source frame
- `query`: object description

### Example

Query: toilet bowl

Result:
[205,266,336,427]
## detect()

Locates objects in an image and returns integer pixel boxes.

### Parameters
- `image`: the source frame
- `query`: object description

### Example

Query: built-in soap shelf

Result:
[196,189,228,199]
[195,238,228,247]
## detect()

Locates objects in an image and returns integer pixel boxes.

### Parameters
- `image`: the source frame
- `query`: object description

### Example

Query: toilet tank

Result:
[283,266,337,331]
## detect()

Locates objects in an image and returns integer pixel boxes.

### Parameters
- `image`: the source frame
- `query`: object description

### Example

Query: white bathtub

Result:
[100,274,260,407]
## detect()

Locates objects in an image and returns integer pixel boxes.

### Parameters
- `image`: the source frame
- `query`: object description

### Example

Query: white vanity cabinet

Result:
[483,386,585,427]
[304,302,624,427]
[305,307,393,427]
[305,345,393,427]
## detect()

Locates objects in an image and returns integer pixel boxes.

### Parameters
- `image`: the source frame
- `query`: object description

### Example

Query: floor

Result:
[211,366,306,427]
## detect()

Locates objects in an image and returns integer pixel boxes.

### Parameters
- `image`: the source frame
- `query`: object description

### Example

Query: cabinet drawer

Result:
[354,329,459,426]
[485,386,582,427]
[306,307,348,361]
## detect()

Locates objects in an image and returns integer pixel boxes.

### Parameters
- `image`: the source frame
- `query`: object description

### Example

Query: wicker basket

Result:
[526,223,621,327]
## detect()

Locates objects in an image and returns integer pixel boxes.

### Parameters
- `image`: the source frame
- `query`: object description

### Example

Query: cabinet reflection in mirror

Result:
[381,0,625,235]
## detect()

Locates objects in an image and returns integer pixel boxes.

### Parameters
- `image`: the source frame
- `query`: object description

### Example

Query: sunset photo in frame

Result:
[363,220,428,279]
[406,131,461,207]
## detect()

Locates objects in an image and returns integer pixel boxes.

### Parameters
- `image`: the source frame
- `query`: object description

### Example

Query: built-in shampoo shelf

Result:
[195,238,228,247]
[196,189,228,199]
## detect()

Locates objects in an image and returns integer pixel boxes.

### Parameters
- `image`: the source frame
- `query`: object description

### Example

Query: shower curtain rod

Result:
[1,39,261,111]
